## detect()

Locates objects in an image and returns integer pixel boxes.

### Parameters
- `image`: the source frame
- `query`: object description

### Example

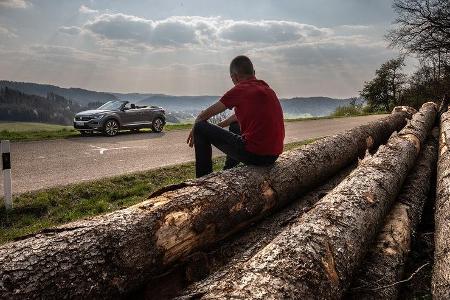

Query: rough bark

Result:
[438,94,448,118]
[0,111,412,299]
[432,110,450,299]
[178,102,436,300]
[137,165,355,299]
[348,128,438,300]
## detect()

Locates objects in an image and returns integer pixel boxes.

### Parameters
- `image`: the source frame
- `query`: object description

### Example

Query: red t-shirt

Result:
[220,77,285,156]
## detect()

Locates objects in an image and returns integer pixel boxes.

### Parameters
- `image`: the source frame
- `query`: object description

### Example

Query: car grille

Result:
[75,116,94,121]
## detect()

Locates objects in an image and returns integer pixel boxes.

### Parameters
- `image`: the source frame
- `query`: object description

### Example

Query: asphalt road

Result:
[1,115,387,195]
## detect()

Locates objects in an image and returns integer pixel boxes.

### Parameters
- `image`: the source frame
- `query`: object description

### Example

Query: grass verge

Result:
[285,112,387,122]
[0,122,194,141]
[0,138,318,245]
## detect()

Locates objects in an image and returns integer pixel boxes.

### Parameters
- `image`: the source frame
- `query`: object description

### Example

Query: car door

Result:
[139,107,154,125]
[120,103,140,126]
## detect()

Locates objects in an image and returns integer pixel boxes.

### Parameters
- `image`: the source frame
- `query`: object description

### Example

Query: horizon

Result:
[0,0,410,98]
[0,79,358,100]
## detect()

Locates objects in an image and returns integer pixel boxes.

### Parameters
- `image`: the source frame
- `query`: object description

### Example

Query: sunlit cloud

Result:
[82,14,330,48]
[0,25,17,38]
[250,42,393,68]
[218,20,329,43]
[79,4,98,14]
[27,44,118,65]
[0,0,30,8]
[58,26,82,35]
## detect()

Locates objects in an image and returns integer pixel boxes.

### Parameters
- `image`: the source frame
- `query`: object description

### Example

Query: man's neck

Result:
[237,75,256,83]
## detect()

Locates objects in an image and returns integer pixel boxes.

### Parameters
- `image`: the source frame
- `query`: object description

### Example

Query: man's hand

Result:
[187,101,227,148]
[187,129,194,147]
[217,114,237,128]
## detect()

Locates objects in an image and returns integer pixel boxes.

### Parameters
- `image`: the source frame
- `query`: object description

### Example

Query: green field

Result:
[0,122,79,141]
[0,122,74,132]
[0,138,317,245]
[0,122,193,141]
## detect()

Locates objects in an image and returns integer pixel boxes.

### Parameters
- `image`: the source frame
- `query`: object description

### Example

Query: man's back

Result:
[220,77,285,156]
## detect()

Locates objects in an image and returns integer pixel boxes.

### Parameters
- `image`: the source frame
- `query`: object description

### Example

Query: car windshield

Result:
[97,101,126,110]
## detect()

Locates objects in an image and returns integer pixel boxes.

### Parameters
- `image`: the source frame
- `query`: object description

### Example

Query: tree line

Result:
[0,87,101,125]
[362,0,450,111]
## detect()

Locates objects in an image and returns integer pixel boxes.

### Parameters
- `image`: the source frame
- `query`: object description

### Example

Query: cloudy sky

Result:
[0,0,406,98]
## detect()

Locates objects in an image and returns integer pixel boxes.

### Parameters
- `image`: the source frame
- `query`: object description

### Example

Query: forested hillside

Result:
[0,87,83,125]
[0,81,118,106]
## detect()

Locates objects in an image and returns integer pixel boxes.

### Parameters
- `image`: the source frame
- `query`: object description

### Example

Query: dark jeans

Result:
[223,121,242,170]
[193,120,278,178]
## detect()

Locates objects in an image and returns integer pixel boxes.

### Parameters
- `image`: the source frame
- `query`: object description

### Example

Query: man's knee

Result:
[193,120,209,135]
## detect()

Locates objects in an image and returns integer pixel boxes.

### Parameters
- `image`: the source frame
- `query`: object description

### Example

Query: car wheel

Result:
[103,119,119,136]
[151,117,164,132]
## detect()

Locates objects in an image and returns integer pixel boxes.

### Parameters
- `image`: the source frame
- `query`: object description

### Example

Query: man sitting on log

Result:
[187,55,285,177]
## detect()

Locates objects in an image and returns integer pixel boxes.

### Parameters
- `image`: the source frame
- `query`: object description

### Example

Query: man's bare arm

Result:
[217,114,237,128]
[195,101,227,123]
[187,101,228,147]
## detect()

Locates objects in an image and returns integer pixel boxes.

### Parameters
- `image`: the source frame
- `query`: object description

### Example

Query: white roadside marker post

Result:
[1,140,12,210]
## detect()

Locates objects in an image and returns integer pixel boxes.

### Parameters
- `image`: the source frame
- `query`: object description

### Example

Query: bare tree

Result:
[387,0,450,55]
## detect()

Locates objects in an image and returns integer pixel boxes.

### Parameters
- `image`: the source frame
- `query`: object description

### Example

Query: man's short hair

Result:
[230,55,254,76]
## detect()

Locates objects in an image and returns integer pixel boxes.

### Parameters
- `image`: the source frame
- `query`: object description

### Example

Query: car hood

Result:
[76,109,114,116]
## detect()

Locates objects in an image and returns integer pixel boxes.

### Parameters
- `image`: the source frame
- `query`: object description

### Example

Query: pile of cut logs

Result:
[1,101,450,299]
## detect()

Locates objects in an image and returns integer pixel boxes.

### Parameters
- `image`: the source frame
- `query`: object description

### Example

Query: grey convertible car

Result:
[74,100,166,136]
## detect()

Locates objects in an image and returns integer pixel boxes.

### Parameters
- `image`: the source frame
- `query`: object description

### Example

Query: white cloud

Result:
[84,14,203,47]
[0,0,30,8]
[337,25,372,31]
[82,14,330,48]
[28,45,115,65]
[79,5,98,14]
[250,40,392,68]
[218,21,329,43]
[58,26,82,35]
[0,25,17,38]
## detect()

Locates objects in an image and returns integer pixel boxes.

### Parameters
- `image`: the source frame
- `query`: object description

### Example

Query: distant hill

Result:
[137,95,219,112]
[0,87,83,125]
[281,97,362,118]
[112,92,158,102]
[0,80,362,123]
[0,81,118,106]
[137,95,361,120]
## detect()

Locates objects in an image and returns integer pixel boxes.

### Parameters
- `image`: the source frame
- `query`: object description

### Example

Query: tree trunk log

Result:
[180,102,436,300]
[0,111,412,299]
[138,165,355,300]
[348,128,438,300]
[433,110,450,299]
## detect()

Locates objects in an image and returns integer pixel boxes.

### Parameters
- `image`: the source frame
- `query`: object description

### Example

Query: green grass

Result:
[285,112,387,122]
[0,122,194,141]
[285,111,387,122]
[0,138,317,245]
[0,122,80,141]
[330,105,388,118]
[0,122,74,132]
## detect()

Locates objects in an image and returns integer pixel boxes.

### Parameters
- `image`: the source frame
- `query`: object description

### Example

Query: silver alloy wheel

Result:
[152,118,164,132]
[104,119,119,136]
